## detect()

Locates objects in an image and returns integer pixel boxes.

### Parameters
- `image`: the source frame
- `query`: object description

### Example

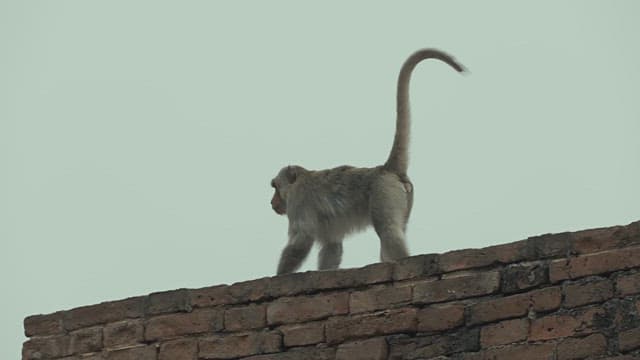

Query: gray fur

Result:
[270,49,466,275]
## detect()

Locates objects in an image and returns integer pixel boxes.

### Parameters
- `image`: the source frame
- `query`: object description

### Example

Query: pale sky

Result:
[2,1,639,358]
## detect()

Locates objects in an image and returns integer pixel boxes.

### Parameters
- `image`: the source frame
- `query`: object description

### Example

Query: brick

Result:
[146,288,192,315]
[480,342,555,360]
[266,272,316,298]
[526,232,572,259]
[104,345,156,360]
[242,347,335,360]
[104,319,144,349]
[64,297,145,331]
[190,285,233,308]
[159,338,197,360]
[571,221,640,254]
[229,277,271,303]
[529,307,605,341]
[619,327,640,352]
[24,312,64,337]
[307,262,394,290]
[616,271,640,296]
[393,254,439,280]
[413,271,500,304]
[336,337,388,360]
[556,333,607,360]
[224,304,266,331]
[326,307,417,344]
[145,308,223,341]
[388,328,479,359]
[70,326,102,354]
[280,321,324,347]
[530,286,563,312]
[350,284,412,314]
[467,293,528,325]
[438,241,528,273]
[199,331,282,359]
[549,246,640,282]
[501,261,548,293]
[266,264,394,301]
[22,335,71,359]
[563,277,614,308]
[266,292,348,325]
[480,318,528,347]
[417,304,465,332]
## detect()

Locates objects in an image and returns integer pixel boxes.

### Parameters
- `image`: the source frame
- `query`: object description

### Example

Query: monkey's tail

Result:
[384,48,466,175]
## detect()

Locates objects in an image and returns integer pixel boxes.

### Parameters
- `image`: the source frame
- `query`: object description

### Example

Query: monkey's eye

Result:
[271,180,276,188]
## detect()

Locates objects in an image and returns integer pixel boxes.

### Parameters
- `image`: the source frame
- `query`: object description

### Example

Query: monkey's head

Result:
[270,165,306,216]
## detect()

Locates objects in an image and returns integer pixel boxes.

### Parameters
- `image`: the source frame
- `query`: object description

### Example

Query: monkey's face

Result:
[270,183,287,215]
[271,166,301,216]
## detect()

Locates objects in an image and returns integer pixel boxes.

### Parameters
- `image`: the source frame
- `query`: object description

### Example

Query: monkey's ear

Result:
[286,166,298,184]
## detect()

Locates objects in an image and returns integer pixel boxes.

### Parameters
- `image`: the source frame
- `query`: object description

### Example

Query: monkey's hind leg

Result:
[370,175,411,262]
[318,242,343,270]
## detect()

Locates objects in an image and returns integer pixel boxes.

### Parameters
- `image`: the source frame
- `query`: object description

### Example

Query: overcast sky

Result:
[2,1,639,358]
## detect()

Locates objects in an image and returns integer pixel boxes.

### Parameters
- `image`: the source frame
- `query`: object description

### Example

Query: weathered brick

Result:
[549,246,640,282]
[308,262,394,290]
[556,333,607,360]
[104,345,156,360]
[467,293,528,325]
[159,338,197,360]
[413,271,500,304]
[393,254,439,280]
[388,328,479,359]
[64,297,144,331]
[417,304,465,332]
[563,277,614,308]
[70,326,102,354]
[266,265,392,300]
[267,292,348,325]
[189,285,233,308]
[24,312,64,337]
[280,321,324,347]
[467,286,562,326]
[438,241,528,273]
[199,331,282,359]
[266,272,316,298]
[530,286,563,312]
[23,335,71,360]
[104,319,144,349]
[224,304,266,331]
[529,307,605,341]
[501,261,548,293]
[571,220,640,254]
[229,277,271,303]
[326,308,417,344]
[336,337,387,360]
[480,342,555,360]
[526,231,572,259]
[350,284,412,314]
[145,308,223,341]
[242,347,335,360]
[146,288,192,315]
[616,271,640,296]
[480,318,528,347]
[619,327,640,352]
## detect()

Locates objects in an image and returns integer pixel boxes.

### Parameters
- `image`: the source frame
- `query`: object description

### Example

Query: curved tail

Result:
[384,48,466,175]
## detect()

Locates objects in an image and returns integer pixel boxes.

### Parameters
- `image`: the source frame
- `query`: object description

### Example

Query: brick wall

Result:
[23,220,640,360]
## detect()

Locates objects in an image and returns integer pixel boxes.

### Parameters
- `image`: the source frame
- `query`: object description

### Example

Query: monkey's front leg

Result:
[276,230,314,275]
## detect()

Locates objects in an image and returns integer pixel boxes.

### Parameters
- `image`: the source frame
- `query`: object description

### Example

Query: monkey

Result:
[270,48,466,275]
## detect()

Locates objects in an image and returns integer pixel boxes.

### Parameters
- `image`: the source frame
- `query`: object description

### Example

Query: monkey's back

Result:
[287,165,390,237]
